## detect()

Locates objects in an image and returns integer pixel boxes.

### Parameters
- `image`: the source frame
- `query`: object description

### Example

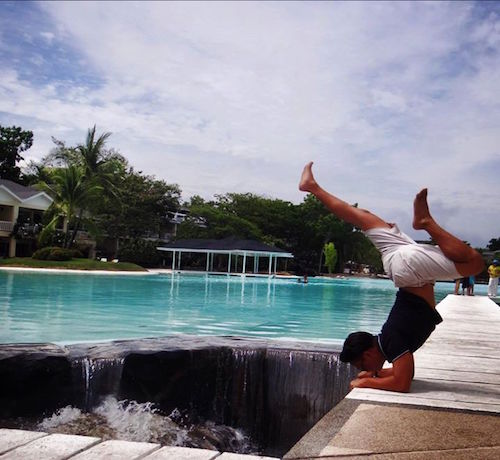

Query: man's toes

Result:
[416,188,428,200]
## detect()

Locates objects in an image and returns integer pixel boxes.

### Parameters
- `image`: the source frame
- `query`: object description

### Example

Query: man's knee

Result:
[471,252,485,275]
[459,252,484,276]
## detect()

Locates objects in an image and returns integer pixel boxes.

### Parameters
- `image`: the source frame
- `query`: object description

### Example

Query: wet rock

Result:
[0,353,73,418]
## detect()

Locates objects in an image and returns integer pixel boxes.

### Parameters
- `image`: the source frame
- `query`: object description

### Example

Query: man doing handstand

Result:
[299,162,484,393]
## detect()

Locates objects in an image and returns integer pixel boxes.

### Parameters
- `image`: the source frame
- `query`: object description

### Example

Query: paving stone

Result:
[70,440,160,459]
[216,453,278,460]
[0,429,47,455]
[313,445,500,459]
[143,446,220,459]
[327,403,500,455]
[0,433,100,460]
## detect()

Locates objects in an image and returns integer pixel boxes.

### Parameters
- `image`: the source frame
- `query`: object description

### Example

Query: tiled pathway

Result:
[0,429,277,460]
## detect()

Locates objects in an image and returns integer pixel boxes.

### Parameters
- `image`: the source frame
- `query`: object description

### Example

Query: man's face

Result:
[353,347,383,371]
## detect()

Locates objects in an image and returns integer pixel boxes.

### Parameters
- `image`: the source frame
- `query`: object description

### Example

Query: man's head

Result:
[493,259,499,266]
[339,331,385,371]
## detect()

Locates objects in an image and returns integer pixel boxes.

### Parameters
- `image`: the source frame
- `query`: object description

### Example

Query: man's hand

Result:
[350,378,369,389]
[357,370,375,379]
[349,353,414,393]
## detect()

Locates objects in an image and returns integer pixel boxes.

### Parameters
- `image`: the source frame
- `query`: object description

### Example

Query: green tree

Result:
[0,125,33,182]
[177,202,262,240]
[76,125,112,178]
[36,166,102,248]
[95,167,181,240]
[45,126,124,198]
[323,242,338,274]
[488,238,500,252]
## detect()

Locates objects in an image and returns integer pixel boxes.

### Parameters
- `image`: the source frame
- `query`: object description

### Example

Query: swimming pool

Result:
[0,270,486,344]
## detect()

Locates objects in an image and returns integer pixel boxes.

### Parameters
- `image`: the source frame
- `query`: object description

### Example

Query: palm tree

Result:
[36,166,102,248]
[75,126,127,212]
[47,126,121,193]
[77,125,112,179]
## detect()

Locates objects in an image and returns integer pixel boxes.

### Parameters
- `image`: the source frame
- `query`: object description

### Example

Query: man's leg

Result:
[413,189,484,276]
[299,162,390,231]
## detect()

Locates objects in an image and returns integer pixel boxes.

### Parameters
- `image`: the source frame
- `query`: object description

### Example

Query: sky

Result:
[0,1,499,247]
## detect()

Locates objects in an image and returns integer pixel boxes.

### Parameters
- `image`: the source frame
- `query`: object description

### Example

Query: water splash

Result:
[39,406,82,430]
[94,396,186,445]
[37,396,256,453]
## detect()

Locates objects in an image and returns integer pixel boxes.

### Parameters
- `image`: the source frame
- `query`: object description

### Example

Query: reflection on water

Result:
[0,271,483,344]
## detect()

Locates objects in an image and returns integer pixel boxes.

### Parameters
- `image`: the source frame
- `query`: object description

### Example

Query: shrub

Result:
[32,247,53,260]
[118,239,159,267]
[69,249,84,258]
[48,248,72,261]
[73,243,92,258]
[37,228,65,249]
[32,246,74,261]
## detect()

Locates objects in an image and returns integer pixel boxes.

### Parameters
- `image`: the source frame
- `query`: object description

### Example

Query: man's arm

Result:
[350,353,414,393]
[357,367,394,379]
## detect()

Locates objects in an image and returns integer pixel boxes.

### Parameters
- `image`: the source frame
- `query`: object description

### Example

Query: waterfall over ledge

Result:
[0,336,356,457]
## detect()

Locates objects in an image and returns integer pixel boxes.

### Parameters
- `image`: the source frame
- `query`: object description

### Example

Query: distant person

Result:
[488,260,500,297]
[299,162,484,393]
[467,275,475,296]
[461,276,470,295]
[453,278,461,295]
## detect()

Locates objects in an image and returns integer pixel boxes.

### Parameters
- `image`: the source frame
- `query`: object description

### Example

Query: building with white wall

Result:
[0,179,52,257]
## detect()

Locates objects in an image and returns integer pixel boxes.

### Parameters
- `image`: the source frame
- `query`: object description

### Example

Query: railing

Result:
[0,221,14,232]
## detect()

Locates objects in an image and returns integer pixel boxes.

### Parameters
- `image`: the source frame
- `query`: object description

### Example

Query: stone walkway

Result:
[0,430,277,460]
[285,294,500,459]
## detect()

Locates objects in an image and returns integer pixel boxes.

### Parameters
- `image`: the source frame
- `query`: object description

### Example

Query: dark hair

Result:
[339,331,375,363]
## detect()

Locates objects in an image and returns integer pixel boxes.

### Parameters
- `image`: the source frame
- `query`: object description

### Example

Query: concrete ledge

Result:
[285,402,500,459]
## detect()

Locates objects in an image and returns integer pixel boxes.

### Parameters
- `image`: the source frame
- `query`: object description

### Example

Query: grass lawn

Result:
[0,257,147,272]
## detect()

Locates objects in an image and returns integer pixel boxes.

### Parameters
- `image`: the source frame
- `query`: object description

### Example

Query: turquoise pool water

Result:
[0,270,486,344]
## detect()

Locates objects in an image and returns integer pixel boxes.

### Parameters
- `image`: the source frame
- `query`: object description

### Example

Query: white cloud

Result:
[40,31,55,44]
[0,1,499,246]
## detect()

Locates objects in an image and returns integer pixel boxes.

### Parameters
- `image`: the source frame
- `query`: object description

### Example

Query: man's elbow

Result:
[395,379,412,393]
[397,383,411,393]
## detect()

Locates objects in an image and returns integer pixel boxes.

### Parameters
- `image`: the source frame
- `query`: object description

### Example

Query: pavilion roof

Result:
[158,236,292,256]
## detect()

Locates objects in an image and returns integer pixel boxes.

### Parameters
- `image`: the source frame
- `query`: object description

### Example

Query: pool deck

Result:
[285,294,500,459]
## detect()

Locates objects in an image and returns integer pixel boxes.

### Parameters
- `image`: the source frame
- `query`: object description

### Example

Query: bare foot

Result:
[412,188,434,230]
[299,161,318,192]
